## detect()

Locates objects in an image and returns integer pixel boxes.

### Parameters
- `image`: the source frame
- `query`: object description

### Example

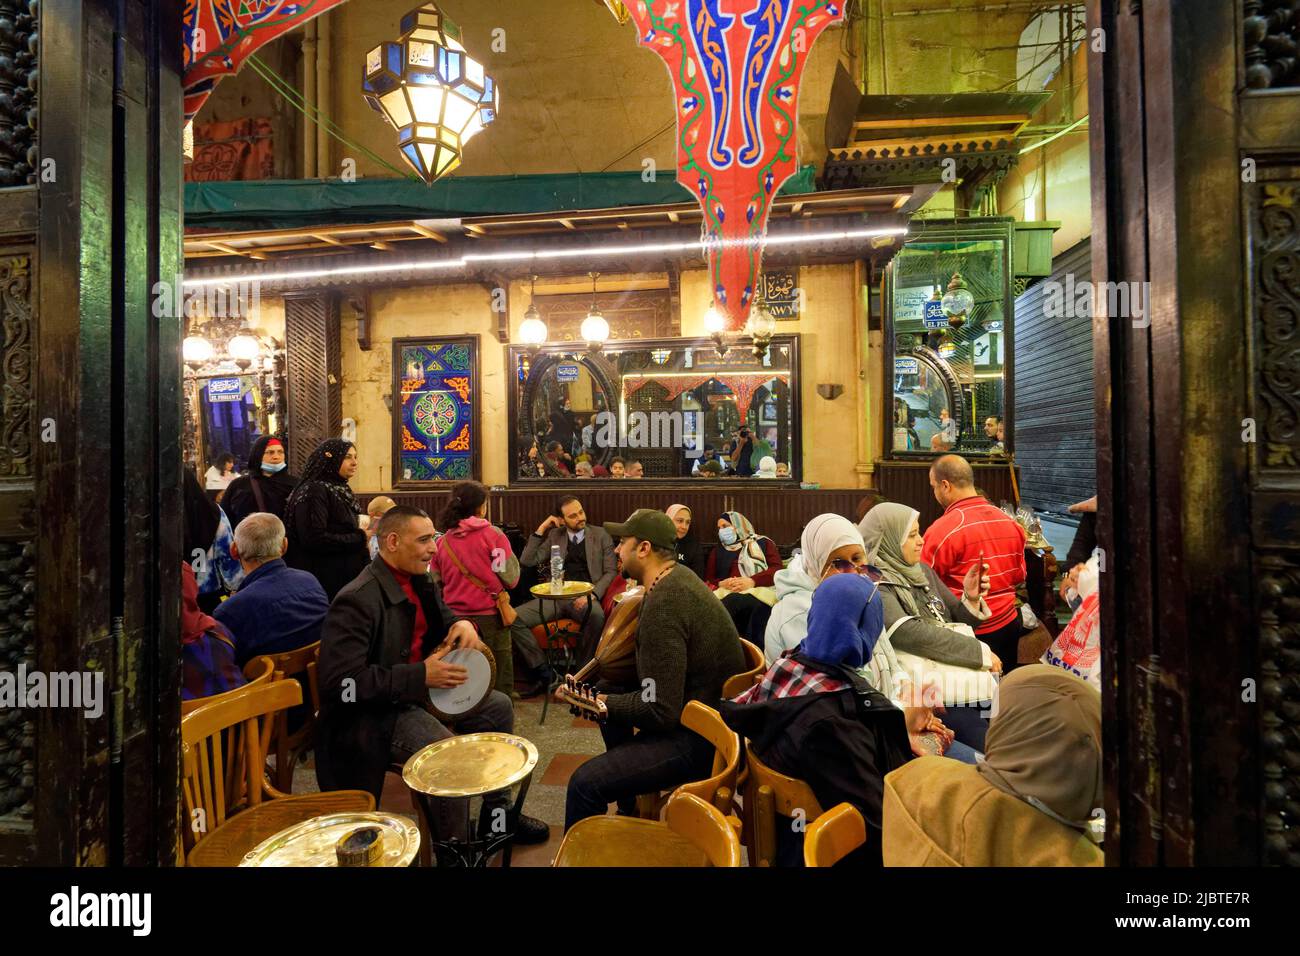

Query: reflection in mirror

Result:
[512,337,798,480]
[890,235,1008,456]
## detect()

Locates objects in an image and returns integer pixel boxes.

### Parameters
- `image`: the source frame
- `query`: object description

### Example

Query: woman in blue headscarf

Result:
[719,574,915,866]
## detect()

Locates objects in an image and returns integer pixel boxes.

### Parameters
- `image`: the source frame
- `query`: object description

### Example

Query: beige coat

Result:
[882,756,1103,867]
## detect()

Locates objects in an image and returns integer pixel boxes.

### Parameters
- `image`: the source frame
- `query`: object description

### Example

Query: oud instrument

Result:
[558,587,643,720]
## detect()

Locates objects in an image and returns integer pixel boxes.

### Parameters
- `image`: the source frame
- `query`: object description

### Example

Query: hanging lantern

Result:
[941,272,975,329]
[182,335,214,369]
[746,298,777,358]
[228,333,261,369]
[582,272,610,352]
[362,3,500,184]
[518,274,548,348]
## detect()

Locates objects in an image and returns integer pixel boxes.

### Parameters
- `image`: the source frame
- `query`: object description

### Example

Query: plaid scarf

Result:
[732,651,850,705]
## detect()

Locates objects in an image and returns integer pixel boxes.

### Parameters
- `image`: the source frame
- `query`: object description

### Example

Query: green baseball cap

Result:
[603,508,677,550]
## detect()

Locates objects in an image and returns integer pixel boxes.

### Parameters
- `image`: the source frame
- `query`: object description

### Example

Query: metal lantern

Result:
[747,299,777,358]
[581,272,610,351]
[941,272,975,329]
[362,3,499,184]
[598,0,631,24]
[519,276,547,348]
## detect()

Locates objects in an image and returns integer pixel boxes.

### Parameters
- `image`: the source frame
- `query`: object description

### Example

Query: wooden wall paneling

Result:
[283,290,342,473]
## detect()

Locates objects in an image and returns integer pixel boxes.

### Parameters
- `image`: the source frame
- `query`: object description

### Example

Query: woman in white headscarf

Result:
[764,514,875,662]
[705,510,785,644]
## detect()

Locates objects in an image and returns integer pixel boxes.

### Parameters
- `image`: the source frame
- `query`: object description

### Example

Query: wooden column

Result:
[0,0,184,866]
[283,290,343,473]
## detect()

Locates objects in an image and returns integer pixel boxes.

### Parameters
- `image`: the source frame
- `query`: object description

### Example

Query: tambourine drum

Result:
[427,645,496,722]
[238,811,421,867]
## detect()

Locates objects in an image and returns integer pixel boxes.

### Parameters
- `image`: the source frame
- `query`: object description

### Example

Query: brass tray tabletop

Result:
[402,732,539,798]
[529,580,595,598]
[239,811,420,868]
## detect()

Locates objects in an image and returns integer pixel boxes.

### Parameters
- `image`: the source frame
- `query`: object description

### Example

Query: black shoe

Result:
[512,814,550,845]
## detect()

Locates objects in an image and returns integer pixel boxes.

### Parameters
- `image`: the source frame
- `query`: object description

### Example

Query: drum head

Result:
[427,646,496,721]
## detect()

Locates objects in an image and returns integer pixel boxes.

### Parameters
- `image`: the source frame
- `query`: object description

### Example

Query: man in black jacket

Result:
[316,505,547,845]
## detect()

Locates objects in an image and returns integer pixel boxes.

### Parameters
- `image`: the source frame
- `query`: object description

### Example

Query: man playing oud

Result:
[562,509,744,830]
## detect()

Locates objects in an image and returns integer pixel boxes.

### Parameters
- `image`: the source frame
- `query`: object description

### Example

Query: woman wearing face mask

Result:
[858,502,1000,753]
[764,514,877,663]
[283,438,370,601]
[665,504,706,579]
[883,665,1103,866]
[705,511,784,643]
[222,435,299,530]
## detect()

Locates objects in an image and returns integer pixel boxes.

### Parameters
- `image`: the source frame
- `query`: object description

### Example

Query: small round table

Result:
[186,791,379,867]
[238,810,421,867]
[529,580,595,724]
[402,732,539,868]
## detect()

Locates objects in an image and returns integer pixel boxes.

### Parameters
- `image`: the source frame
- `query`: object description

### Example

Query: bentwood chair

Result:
[181,656,274,717]
[181,680,300,854]
[744,742,825,867]
[635,701,741,822]
[804,803,867,867]
[552,792,741,868]
[243,641,322,793]
[721,639,766,699]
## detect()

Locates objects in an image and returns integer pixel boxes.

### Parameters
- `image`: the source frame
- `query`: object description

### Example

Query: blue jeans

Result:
[940,699,992,753]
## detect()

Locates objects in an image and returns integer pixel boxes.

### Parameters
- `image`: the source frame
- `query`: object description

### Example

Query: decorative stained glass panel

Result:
[394,336,478,483]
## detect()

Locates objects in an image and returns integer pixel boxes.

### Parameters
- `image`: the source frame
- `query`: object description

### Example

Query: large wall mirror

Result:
[508,335,801,481]
[883,217,1015,458]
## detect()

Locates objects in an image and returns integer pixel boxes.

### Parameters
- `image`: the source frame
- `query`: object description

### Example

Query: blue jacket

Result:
[214,558,329,665]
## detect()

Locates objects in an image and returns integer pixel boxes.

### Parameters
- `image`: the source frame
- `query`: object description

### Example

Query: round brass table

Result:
[185,791,377,867]
[528,580,595,724]
[402,732,539,868]
[238,810,421,867]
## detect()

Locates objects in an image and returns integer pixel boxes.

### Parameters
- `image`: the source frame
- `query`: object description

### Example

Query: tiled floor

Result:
[290,688,608,867]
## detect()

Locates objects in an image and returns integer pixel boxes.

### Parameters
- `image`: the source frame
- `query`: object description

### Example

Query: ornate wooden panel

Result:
[1243,0,1300,89]
[537,288,676,342]
[0,252,32,478]
[283,291,342,474]
[0,0,38,187]
[0,539,34,825]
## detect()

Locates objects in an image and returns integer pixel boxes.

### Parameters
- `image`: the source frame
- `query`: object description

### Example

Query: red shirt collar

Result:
[943,494,989,516]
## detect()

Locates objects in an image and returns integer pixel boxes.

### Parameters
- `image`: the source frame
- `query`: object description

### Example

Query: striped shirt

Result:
[921,496,1027,634]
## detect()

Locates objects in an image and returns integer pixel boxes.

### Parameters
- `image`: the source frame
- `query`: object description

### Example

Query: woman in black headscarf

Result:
[222,435,299,530]
[283,438,369,600]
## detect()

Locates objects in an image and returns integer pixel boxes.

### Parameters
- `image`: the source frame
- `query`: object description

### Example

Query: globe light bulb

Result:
[703,304,726,334]
[519,303,548,346]
[227,334,261,365]
[183,336,214,364]
[581,310,609,345]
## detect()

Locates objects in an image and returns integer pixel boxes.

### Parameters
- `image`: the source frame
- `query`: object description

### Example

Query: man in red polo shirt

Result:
[922,454,1028,673]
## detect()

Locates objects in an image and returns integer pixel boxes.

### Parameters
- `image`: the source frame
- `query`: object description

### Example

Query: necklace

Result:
[645,563,675,596]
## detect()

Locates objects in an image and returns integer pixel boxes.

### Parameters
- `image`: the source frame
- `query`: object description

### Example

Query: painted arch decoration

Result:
[183,0,352,122]
[624,1,845,330]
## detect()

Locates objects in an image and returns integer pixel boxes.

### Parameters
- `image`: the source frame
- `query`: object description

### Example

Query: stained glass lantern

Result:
[362,3,499,184]
[941,272,975,329]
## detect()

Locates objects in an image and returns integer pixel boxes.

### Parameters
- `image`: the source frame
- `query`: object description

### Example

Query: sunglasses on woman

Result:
[827,558,882,582]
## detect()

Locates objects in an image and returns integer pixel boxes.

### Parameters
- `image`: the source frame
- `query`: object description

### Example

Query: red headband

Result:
[264,438,283,449]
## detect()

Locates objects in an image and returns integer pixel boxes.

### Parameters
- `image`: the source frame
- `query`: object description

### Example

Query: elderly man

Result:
[510,495,615,693]
[923,454,1027,673]
[316,505,548,845]
[215,513,328,665]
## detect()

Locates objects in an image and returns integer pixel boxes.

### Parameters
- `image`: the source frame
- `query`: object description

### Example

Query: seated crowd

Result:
[181,436,1102,866]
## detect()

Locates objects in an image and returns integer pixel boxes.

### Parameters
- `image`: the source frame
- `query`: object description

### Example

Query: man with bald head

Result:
[217,512,329,664]
[923,454,1028,673]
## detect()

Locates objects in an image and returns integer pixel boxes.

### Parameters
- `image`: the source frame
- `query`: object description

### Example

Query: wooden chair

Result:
[242,641,322,793]
[181,680,301,854]
[635,701,741,822]
[181,656,274,717]
[804,803,866,867]
[744,741,824,867]
[721,639,766,699]
[552,792,741,867]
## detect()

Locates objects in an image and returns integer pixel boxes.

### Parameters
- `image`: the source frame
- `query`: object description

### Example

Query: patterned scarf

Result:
[285,438,358,516]
[720,510,768,577]
[731,652,850,704]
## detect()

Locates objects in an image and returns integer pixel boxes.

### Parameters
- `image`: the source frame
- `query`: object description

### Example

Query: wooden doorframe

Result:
[1088,0,1294,865]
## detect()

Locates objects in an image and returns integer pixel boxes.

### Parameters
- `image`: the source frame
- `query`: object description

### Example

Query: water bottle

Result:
[550,545,564,594]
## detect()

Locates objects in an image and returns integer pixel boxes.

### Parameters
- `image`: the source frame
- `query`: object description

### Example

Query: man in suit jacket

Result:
[511,495,616,685]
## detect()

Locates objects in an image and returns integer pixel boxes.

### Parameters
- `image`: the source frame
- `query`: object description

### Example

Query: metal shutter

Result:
[1013,239,1094,510]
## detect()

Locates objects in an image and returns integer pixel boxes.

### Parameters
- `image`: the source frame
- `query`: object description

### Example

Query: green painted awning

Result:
[184,167,818,231]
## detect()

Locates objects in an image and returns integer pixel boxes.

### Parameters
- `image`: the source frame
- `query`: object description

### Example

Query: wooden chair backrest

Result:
[180,680,302,853]
[664,793,741,867]
[673,701,741,815]
[721,639,766,698]
[804,803,867,867]
[745,741,825,867]
[242,642,321,793]
[242,641,321,713]
[181,656,274,717]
